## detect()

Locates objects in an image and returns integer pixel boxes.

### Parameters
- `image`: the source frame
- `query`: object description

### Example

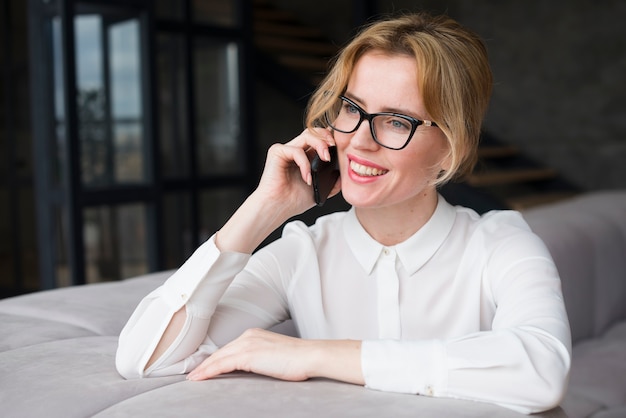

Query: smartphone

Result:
[310,146,340,207]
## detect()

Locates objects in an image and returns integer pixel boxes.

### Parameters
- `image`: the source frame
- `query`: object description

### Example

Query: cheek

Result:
[333,132,351,164]
[409,138,448,166]
[333,131,350,148]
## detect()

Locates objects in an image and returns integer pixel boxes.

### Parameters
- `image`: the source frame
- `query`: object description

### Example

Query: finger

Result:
[283,145,312,186]
[307,128,336,162]
[287,128,335,155]
[309,126,336,146]
[187,352,239,381]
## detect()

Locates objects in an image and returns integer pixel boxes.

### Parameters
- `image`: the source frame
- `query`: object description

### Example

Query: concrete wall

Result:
[448,0,626,190]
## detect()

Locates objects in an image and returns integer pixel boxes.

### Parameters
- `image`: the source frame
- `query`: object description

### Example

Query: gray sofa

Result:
[1,191,625,418]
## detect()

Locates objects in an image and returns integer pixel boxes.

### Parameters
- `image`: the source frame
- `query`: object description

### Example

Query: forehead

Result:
[346,51,425,115]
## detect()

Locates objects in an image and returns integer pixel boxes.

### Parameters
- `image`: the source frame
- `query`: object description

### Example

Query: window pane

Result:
[157,34,189,178]
[110,19,144,183]
[194,40,243,176]
[55,207,71,287]
[75,14,147,186]
[162,192,193,269]
[20,189,39,292]
[193,0,238,27]
[75,15,106,185]
[0,187,12,293]
[83,204,148,283]
[52,16,66,188]
[199,188,245,242]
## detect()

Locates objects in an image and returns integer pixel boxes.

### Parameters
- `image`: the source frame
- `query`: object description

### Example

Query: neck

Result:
[355,191,439,246]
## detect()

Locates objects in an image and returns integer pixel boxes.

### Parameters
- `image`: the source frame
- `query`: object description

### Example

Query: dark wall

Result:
[449,0,626,190]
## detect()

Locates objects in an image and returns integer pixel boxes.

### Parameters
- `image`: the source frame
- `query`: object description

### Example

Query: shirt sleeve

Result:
[361,220,572,414]
[116,235,252,379]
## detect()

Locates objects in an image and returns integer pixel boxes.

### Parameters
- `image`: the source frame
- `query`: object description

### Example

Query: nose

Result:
[350,118,379,150]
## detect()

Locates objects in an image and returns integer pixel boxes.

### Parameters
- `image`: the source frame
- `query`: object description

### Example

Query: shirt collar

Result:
[343,194,457,275]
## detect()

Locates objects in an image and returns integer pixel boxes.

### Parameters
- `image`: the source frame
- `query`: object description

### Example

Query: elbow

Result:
[528,374,569,414]
[115,342,147,380]
[499,338,571,414]
[115,359,143,380]
[500,370,569,415]
[522,331,571,414]
[520,350,571,414]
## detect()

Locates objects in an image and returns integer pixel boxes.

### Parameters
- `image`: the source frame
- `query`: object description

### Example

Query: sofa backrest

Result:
[522,191,626,343]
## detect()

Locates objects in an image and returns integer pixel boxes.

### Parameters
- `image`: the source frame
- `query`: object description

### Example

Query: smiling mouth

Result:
[350,160,388,177]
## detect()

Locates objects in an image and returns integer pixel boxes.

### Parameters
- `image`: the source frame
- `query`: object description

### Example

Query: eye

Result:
[385,117,412,132]
[343,102,359,115]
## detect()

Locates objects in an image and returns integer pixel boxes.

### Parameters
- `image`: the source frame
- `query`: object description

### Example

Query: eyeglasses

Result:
[325,95,438,150]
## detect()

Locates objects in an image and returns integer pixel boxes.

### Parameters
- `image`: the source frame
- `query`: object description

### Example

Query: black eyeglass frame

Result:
[325,95,438,150]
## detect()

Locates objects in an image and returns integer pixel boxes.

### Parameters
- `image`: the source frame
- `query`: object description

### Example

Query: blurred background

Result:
[1,0,625,297]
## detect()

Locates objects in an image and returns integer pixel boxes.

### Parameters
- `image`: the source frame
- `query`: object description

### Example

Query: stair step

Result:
[254,35,338,55]
[467,168,558,187]
[254,7,298,22]
[254,21,324,38]
[276,55,330,71]
[505,192,578,211]
[478,145,519,159]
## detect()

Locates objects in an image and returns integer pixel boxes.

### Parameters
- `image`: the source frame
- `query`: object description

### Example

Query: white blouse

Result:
[116,195,571,414]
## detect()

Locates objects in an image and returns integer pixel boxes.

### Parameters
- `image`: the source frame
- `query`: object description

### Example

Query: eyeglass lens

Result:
[326,97,415,150]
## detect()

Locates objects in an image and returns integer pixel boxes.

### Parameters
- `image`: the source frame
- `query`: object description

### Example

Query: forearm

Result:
[116,237,251,378]
[308,339,364,386]
[145,306,188,369]
[361,329,570,414]
[116,293,212,378]
[216,190,302,254]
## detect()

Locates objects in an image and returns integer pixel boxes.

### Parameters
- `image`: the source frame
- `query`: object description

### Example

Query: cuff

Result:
[161,234,251,317]
[361,339,447,397]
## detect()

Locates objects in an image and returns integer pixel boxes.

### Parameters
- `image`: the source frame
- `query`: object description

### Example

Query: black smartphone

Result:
[310,146,340,207]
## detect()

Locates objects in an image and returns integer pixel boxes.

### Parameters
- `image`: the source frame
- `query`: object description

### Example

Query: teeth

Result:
[350,160,388,176]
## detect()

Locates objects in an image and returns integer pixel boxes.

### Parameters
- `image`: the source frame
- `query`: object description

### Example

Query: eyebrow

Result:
[343,92,427,120]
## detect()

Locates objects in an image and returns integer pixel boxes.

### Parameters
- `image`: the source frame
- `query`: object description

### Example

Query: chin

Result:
[342,191,384,209]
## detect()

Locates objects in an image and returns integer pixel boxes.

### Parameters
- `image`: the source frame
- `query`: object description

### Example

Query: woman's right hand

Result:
[215,128,338,254]
[254,127,338,217]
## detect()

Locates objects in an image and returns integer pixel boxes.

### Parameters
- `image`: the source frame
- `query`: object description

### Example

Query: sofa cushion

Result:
[0,336,184,418]
[0,333,567,418]
[561,320,626,417]
[592,406,626,418]
[0,312,95,351]
[523,191,626,342]
[0,271,171,338]
[93,372,559,418]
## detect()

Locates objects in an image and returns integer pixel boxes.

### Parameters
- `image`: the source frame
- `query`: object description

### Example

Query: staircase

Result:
[253,0,339,86]
[252,1,580,213]
[451,133,580,212]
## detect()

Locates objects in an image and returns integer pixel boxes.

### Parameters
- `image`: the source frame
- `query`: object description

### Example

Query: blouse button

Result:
[181,293,188,301]
[383,248,390,256]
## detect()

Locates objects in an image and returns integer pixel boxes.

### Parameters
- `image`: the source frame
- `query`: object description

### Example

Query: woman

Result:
[116,13,571,414]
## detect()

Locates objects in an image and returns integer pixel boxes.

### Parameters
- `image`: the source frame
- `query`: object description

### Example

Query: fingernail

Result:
[324,149,331,161]
[306,173,312,186]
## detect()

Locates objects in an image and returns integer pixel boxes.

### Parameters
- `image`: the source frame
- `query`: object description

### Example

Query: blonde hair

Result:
[306,13,493,185]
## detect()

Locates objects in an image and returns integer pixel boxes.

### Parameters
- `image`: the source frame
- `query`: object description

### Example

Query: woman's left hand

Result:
[187,328,315,382]
[186,328,364,385]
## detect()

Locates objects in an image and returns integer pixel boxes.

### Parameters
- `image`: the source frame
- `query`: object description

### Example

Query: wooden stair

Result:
[252,0,339,86]
[251,1,580,212]
[455,134,580,211]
